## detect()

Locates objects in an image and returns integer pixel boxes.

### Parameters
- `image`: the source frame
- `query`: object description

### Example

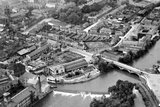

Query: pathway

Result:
[22,18,53,35]
[113,24,140,48]
[83,5,126,33]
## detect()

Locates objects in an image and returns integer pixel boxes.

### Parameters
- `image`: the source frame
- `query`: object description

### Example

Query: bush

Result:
[90,80,136,107]
[75,71,80,75]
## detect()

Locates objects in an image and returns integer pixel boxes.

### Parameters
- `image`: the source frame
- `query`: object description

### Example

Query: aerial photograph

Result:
[1,0,160,107]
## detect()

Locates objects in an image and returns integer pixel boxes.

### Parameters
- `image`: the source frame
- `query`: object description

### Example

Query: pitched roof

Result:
[28,44,49,58]
[11,87,31,104]
[20,72,35,79]
[63,59,88,72]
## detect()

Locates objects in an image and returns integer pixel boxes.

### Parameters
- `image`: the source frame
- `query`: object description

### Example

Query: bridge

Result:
[101,57,149,76]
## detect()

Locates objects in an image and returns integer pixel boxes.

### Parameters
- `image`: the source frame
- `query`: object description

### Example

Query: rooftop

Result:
[28,44,49,58]
[63,59,88,72]
[11,87,31,104]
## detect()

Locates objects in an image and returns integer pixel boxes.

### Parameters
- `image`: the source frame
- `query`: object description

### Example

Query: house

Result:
[45,65,65,75]
[7,56,21,64]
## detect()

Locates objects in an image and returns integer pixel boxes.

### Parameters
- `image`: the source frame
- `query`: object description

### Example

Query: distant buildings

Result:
[26,44,50,61]
[0,69,16,98]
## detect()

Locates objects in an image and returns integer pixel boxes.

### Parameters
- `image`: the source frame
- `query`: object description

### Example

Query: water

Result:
[34,40,160,107]
[35,70,141,107]
[56,70,140,93]
[133,39,160,70]
[35,91,102,107]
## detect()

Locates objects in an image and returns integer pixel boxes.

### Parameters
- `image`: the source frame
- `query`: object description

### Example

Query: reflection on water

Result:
[133,40,160,70]
[35,91,108,107]
[35,39,160,107]
[56,70,140,93]
[34,70,141,107]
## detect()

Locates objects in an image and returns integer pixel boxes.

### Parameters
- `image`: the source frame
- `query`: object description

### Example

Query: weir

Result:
[53,90,111,99]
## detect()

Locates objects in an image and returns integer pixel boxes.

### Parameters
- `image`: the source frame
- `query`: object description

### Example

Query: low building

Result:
[8,87,32,107]
[0,69,16,98]
[45,65,65,75]
[17,45,37,56]
[27,44,50,60]
[0,71,11,98]
[19,72,35,87]
[63,59,88,72]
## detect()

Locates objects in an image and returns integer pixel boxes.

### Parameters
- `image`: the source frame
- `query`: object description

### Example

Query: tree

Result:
[59,13,67,22]
[25,6,34,19]
[81,5,90,13]
[98,61,108,73]
[57,5,83,25]
[77,0,87,5]
[68,12,81,24]
[90,3,101,12]
[13,63,26,77]
[90,80,136,107]
[64,0,87,5]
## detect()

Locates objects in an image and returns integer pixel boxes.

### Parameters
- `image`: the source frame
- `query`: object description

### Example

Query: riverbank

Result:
[119,35,160,66]
[48,70,100,84]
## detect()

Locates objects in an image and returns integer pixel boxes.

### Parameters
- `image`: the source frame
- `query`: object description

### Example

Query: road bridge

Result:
[67,47,149,76]
[102,57,149,75]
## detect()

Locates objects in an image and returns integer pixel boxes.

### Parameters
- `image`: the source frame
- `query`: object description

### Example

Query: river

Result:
[34,39,160,107]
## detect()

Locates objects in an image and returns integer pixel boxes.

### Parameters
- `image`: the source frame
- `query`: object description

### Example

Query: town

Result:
[1,0,160,107]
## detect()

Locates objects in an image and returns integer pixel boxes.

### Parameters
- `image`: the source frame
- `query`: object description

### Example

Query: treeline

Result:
[118,37,160,64]
[90,80,136,107]
[64,0,87,6]
[81,2,105,13]
[98,61,115,73]
[52,0,108,25]
[52,3,85,25]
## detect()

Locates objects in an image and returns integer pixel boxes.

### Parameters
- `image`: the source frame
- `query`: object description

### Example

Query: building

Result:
[27,44,50,60]
[0,69,16,98]
[19,72,35,87]
[0,70,11,98]
[7,87,32,107]
[45,65,65,75]
[63,59,88,72]
[17,45,37,56]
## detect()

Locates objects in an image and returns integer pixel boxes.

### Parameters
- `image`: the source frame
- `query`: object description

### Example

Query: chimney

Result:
[38,76,41,93]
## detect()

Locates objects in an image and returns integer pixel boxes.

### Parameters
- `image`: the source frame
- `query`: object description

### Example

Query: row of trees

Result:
[64,0,87,6]
[81,2,105,13]
[90,80,136,107]
[52,3,85,25]
[118,38,158,64]
[98,61,115,73]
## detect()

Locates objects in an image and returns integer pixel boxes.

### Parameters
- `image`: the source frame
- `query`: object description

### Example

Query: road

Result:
[22,18,53,35]
[83,19,101,33]
[83,5,126,33]
[113,24,140,48]
[68,47,149,75]
[67,47,93,62]
[140,83,158,107]
[79,0,103,9]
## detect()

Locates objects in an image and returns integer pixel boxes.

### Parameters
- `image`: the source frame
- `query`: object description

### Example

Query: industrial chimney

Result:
[38,76,41,93]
